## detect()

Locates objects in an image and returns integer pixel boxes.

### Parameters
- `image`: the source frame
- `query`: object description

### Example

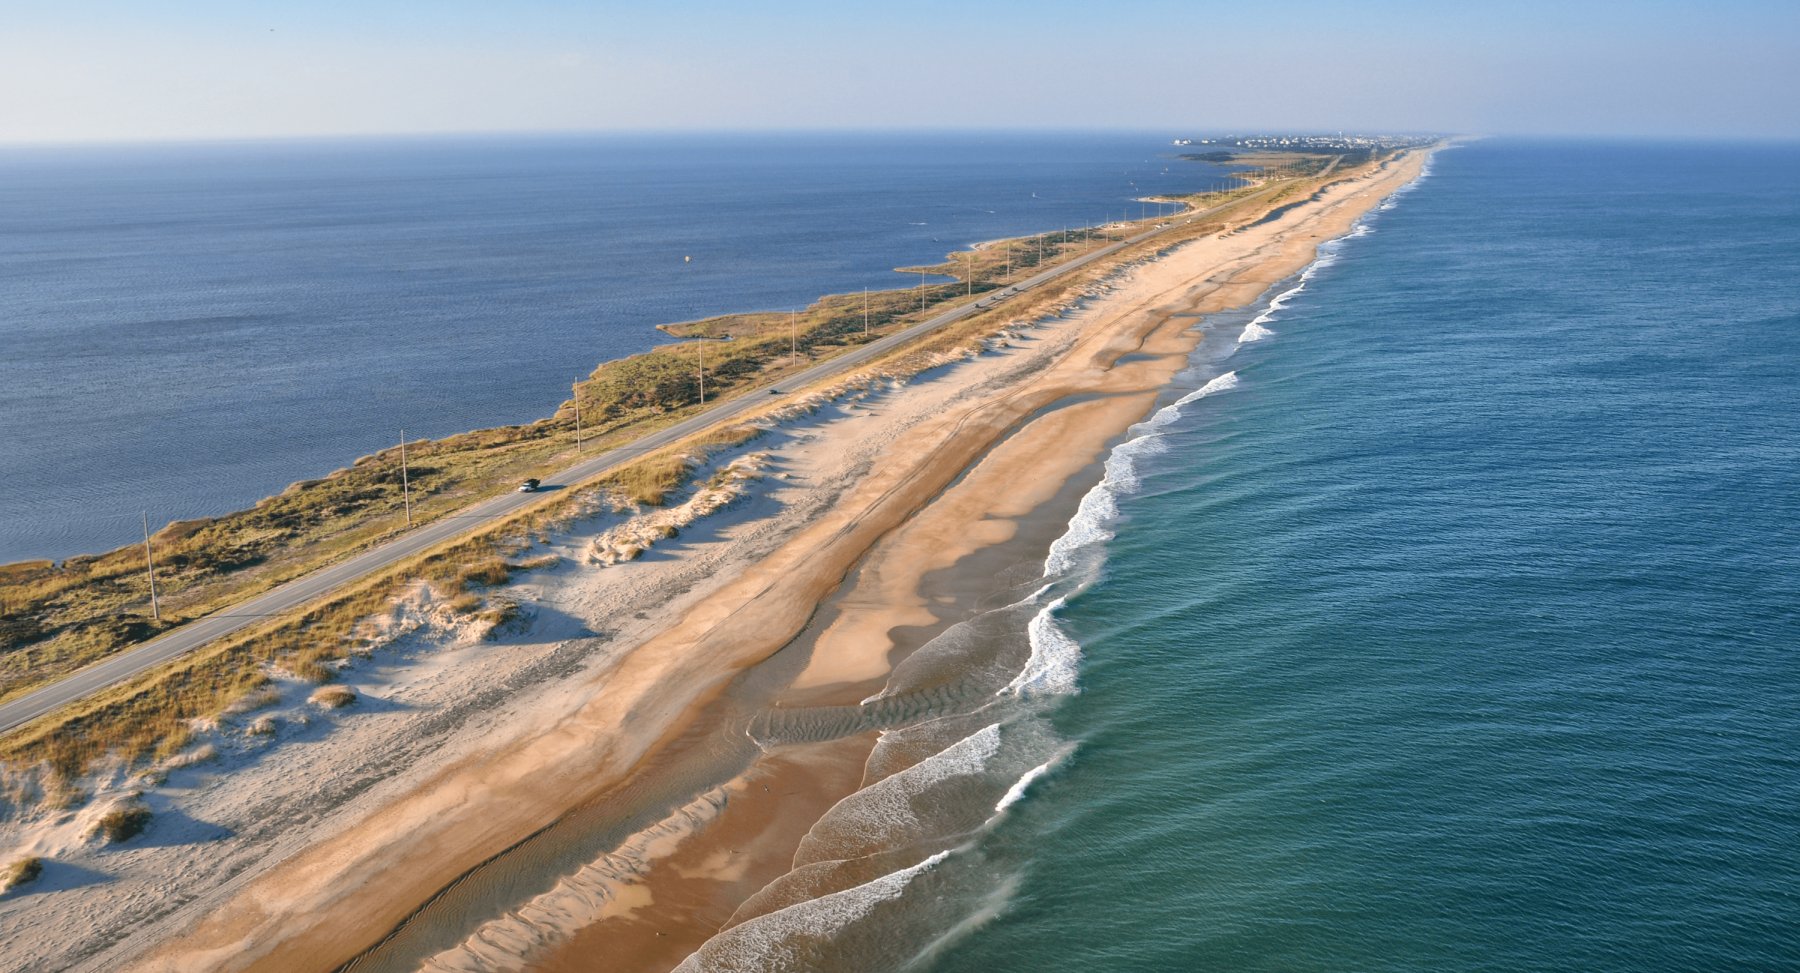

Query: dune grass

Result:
[3,856,42,891]
[0,418,777,780]
[92,803,152,844]
[308,685,357,709]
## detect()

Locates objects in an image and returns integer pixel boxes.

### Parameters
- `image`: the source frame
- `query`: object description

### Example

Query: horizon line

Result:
[3,126,1795,151]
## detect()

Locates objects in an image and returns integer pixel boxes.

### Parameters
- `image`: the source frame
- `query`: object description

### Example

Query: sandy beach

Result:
[0,148,1430,973]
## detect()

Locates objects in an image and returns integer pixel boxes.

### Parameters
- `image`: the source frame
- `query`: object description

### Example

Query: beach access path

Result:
[0,188,1282,737]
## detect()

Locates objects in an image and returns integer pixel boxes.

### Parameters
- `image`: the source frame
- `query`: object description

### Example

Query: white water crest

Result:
[1238,281,1306,343]
[1238,320,1275,342]
[1038,450,1131,578]
[1018,165,1429,698]
[1301,249,1338,279]
[1001,597,1082,697]
[1014,372,1240,698]
[1040,370,1240,579]
[672,849,955,973]
[1178,370,1241,404]
[994,752,1067,814]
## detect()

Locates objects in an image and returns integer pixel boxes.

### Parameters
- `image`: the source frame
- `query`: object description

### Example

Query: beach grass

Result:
[3,856,42,891]
[92,803,152,844]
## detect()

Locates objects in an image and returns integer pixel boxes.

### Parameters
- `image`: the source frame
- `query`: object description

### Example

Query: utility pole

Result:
[574,390,584,453]
[966,254,972,296]
[141,511,161,623]
[918,271,925,309]
[697,339,706,405]
[1005,242,1011,282]
[790,310,798,365]
[399,430,413,527]
[863,287,870,335]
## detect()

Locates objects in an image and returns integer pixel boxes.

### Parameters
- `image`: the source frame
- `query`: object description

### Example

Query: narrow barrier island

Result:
[0,151,1361,783]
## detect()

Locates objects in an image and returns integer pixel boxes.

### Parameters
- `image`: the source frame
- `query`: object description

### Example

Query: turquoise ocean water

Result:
[920,141,1800,971]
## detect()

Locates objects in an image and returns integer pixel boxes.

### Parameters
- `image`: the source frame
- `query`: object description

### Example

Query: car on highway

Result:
[518,478,541,493]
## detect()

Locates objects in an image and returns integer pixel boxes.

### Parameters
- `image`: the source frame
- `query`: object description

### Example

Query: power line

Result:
[141,510,161,623]
[399,431,412,527]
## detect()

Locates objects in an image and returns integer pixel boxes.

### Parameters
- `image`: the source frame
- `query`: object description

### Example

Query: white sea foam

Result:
[994,753,1065,814]
[1009,373,1241,698]
[1177,371,1241,404]
[1040,371,1239,579]
[1238,280,1306,343]
[1001,597,1082,697]
[1011,167,1424,701]
[673,849,955,973]
[796,724,1002,862]
[1265,282,1305,312]
[1038,449,1130,578]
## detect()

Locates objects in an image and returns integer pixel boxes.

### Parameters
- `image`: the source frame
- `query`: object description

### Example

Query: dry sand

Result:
[0,148,1430,973]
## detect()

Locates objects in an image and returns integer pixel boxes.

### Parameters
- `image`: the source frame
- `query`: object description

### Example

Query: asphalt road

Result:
[0,188,1279,736]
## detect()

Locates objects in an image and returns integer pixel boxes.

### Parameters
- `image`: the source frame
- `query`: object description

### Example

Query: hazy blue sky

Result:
[3,0,1796,142]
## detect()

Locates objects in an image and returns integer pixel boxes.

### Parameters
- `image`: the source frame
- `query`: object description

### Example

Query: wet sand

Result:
[125,149,1432,973]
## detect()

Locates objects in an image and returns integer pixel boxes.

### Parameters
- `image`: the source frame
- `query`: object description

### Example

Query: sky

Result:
[2,0,1796,143]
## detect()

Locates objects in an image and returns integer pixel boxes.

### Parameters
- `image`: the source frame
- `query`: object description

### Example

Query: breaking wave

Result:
[794,724,1002,865]
[1015,371,1240,698]
[1041,370,1240,578]
[1238,321,1275,342]
[1001,597,1081,697]
[1238,280,1304,343]
[673,849,956,973]
[995,752,1067,814]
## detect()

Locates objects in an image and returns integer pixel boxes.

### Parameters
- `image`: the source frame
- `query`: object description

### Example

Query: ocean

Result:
[915,141,1800,972]
[0,132,1233,563]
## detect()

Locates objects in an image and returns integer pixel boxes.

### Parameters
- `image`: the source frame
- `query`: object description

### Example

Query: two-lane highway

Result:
[0,185,1284,735]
